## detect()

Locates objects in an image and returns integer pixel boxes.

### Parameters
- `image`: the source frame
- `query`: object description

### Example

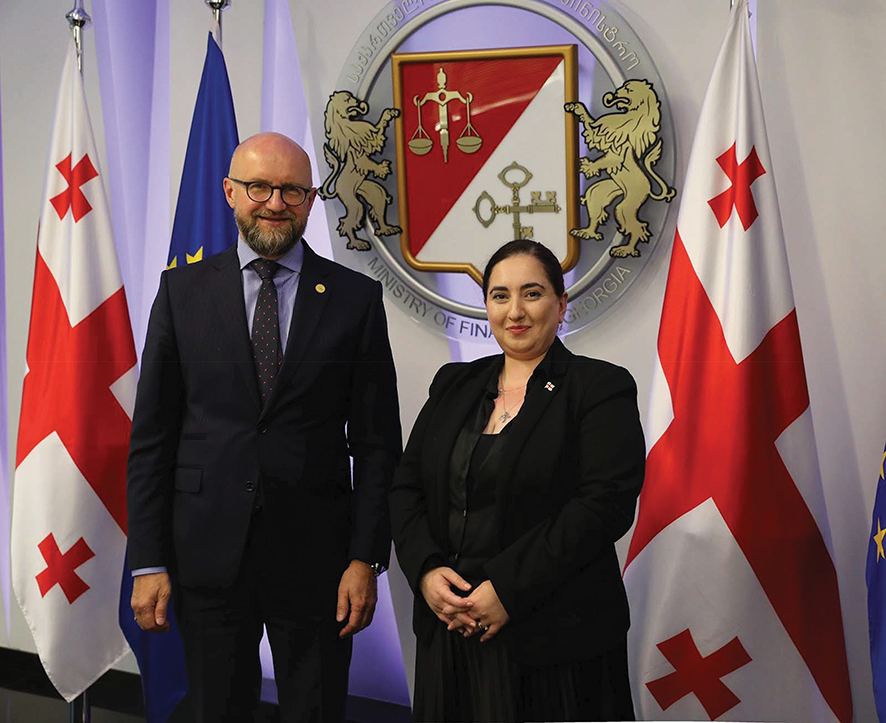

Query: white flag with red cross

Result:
[623,2,853,721]
[11,40,136,702]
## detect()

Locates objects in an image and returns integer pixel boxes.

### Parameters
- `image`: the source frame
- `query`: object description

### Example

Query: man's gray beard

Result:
[235,209,306,258]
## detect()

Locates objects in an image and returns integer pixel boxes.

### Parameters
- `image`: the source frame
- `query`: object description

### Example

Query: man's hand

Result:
[131,572,172,633]
[464,580,510,642]
[337,560,378,638]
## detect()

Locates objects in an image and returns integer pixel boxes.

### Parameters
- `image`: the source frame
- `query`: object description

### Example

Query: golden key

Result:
[473,161,560,240]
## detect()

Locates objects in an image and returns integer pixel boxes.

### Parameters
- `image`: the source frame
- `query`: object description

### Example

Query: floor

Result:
[0,647,410,723]
[0,688,142,722]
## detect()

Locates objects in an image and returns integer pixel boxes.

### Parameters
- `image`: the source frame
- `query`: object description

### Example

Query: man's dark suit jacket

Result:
[390,337,645,665]
[127,242,401,597]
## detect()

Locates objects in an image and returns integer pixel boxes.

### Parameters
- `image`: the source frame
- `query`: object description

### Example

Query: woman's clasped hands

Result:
[419,567,510,642]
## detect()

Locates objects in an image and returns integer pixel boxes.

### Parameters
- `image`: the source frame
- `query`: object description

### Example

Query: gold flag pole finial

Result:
[205,0,232,45]
[65,0,91,72]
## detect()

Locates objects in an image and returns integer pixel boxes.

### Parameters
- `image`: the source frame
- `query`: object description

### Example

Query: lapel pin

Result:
[315,283,326,294]
[544,381,555,392]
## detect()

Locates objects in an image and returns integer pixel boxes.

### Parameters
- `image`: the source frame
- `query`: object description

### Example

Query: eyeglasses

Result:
[228,178,313,207]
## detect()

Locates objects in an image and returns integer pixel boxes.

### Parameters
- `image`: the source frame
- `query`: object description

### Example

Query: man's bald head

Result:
[223,132,317,259]
[228,132,313,186]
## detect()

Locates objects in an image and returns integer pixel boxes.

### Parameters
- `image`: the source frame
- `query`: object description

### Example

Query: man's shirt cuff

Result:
[131,566,167,577]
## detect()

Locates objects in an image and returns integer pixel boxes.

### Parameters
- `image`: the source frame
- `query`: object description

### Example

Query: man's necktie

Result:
[250,259,281,403]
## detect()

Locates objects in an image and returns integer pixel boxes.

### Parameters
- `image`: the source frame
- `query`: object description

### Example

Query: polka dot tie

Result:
[250,259,281,403]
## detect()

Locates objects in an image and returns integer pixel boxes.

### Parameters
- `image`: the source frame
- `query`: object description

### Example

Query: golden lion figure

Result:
[564,79,675,258]
[318,91,402,251]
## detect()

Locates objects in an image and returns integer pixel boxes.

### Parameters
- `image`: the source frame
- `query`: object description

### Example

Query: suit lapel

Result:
[431,362,499,531]
[209,246,262,413]
[261,242,331,417]
[492,340,570,519]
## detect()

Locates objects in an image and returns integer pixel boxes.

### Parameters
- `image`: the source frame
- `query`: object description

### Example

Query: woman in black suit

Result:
[390,239,646,722]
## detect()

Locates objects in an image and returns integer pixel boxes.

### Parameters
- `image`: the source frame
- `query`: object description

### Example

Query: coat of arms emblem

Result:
[317,0,677,338]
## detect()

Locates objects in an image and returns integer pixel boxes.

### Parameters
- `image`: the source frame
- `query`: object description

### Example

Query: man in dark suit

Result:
[127,132,401,722]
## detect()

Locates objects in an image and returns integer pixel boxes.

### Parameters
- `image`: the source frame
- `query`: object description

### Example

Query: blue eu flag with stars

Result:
[867,442,886,722]
[167,31,239,268]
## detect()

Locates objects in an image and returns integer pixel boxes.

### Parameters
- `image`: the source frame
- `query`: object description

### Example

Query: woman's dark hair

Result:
[481,239,566,297]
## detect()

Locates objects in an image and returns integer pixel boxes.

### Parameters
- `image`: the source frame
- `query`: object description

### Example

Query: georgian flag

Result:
[11,40,136,701]
[622,2,853,721]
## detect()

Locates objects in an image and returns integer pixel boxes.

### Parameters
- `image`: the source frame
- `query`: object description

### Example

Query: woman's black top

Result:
[448,432,502,587]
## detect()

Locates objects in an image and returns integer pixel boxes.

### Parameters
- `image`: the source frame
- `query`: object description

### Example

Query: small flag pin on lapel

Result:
[315,283,326,294]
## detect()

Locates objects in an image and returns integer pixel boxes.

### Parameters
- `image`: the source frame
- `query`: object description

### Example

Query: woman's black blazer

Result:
[390,337,646,665]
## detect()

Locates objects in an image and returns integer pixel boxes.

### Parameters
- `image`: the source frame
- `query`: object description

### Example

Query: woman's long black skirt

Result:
[412,625,635,722]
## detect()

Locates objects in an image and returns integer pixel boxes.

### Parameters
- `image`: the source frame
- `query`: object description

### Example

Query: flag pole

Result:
[205,0,232,46]
[68,689,90,723]
[63,6,94,721]
[64,0,91,73]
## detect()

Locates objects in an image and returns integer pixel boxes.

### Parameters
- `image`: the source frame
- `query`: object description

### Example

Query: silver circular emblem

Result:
[319,0,676,340]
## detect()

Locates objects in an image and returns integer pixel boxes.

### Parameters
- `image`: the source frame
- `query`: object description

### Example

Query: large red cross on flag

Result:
[623,2,853,721]
[10,40,136,702]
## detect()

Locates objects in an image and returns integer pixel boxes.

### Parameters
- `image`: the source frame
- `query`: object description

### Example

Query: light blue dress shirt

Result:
[237,236,304,352]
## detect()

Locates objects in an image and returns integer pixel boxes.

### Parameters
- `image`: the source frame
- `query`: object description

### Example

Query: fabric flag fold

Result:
[867,442,886,722]
[622,1,853,721]
[11,39,136,702]
[166,29,239,268]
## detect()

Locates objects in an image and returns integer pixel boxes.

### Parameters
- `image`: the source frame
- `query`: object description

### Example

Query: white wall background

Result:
[0,1,882,719]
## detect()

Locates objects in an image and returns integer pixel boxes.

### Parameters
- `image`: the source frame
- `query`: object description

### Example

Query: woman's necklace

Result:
[496,380,527,423]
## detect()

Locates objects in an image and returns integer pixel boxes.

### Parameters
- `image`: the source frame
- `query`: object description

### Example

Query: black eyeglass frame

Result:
[228,177,314,207]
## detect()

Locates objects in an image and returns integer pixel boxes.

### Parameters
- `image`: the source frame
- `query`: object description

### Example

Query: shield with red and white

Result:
[392,45,580,284]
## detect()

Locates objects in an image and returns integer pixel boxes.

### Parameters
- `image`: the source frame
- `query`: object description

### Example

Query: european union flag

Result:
[167,31,240,267]
[867,442,886,721]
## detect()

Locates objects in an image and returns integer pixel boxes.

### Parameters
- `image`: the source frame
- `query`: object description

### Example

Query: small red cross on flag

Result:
[707,143,766,230]
[49,152,99,223]
[623,2,852,721]
[36,533,95,604]
[645,629,751,719]
[11,39,136,703]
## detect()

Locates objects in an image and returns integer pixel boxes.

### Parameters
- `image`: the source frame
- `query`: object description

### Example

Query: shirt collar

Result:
[237,236,305,274]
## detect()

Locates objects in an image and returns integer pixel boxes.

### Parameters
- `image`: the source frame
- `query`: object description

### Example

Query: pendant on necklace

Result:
[498,411,511,423]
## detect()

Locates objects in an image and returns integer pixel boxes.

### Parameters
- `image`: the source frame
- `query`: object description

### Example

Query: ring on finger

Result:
[476,620,489,633]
